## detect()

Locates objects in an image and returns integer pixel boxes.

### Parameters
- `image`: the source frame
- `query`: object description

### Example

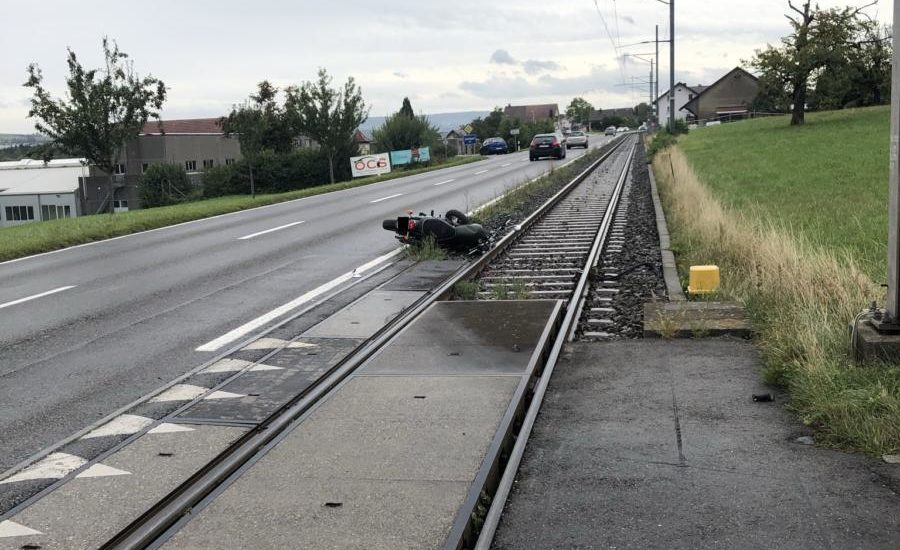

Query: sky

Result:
[0,0,892,133]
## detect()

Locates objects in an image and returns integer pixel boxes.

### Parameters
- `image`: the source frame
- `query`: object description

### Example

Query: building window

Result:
[142,163,149,173]
[225,158,235,166]
[688,94,694,100]
[113,200,129,208]
[113,163,126,174]
[40,204,71,221]
[5,205,34,221]
[202,159,214,169]
[185,160,197,172]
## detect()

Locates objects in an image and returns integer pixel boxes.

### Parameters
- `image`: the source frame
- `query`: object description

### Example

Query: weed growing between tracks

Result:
[471,144,612,234]
[405,235,447,261]
[653,145,900,455]
[0,156,484,262]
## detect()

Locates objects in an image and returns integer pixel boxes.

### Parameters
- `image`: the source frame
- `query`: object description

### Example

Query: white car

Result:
[616,127,629,133]
[566,131,588,149]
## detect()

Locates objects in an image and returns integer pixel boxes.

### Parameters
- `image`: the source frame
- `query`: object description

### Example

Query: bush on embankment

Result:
[652,144,899,455]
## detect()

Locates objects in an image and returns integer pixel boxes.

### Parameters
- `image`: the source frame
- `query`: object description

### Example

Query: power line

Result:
[592,0,626,83]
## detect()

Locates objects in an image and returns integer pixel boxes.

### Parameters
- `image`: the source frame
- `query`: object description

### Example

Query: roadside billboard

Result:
[389,146,431,166]
[350,153,391,178]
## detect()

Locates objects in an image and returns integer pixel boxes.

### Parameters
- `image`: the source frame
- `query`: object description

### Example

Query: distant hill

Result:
[0,133,49,149]
[360,110,490,136]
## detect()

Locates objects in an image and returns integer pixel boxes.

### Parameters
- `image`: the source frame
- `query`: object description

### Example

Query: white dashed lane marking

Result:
[501,162,511,167]
[473,169,489,175]
[369,193,404,203]
[81,414,154,439]
[0,453,87,484]
[237,220,305,240]
[0,520,42,537]
[0,285,76,310]
[433,179,455,186]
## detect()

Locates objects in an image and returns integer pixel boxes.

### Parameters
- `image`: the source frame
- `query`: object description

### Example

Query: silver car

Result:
[566,131,588,149]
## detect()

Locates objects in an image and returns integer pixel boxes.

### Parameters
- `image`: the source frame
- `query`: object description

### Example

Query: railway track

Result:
[1,134,645,550]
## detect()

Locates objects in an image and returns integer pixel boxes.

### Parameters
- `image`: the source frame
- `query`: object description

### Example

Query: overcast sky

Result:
[0,0,892,133]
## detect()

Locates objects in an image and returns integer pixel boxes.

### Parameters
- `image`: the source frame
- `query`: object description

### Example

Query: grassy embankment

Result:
[0,155,483,262]
[653,106,899,455]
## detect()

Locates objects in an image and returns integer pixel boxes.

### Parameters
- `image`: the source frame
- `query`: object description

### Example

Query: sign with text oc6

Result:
[350,152,391,178]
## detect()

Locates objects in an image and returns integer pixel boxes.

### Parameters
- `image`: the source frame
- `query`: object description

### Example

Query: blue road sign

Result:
[463,134,477,145]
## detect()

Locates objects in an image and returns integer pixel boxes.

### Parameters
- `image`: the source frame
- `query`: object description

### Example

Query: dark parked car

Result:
[480,137,508,155]
[529,132,567,161]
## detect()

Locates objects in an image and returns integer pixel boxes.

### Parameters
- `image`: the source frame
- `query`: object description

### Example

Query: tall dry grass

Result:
[654,145,900,455]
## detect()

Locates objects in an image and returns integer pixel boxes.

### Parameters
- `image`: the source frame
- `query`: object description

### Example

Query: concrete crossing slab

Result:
[0,425,245,550]
[302,290,425,338]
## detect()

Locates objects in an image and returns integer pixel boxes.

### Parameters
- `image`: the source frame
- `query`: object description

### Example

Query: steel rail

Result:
[473,141,636,550]
[100,137,631,550]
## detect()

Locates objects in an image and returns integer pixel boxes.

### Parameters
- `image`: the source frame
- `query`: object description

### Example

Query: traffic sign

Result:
[463,134,477,145]
[464,124,474,134]
[510,128,520,135]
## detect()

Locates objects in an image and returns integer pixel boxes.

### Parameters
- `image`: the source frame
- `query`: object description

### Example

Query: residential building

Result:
[0,159,85,228]
[681,67,759,122]
[503,103,560,124]
[82,118,242,214]
[353,129,372,154]
[654,83,706,126]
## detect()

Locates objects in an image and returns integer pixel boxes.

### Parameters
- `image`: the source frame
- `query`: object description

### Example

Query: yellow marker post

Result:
[687,265,720,295]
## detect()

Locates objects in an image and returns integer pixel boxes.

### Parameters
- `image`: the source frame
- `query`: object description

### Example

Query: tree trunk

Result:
[328,154,335,184]
[790,77,807,125]
[249,162,255,198]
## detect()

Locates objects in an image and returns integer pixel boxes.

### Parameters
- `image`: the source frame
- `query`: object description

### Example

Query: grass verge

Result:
[653,143,900,455]
[0,155,483,262]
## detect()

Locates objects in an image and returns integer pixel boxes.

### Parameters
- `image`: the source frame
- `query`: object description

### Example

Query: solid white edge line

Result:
[0,285,76,310]
[237,220,305,240]
[473,169,489,175]
[433,179,455,186]
[195,248,403,352]
[369,193,405,204]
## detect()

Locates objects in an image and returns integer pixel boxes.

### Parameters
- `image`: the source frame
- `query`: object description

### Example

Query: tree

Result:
[222,81,294,197]
[372,97,440,153]
[24,37,166,212]
[566,97,594,128]
[633,102,651,123]
[399,97,415,118]
[285,68,368,183]
[470,108,504,139]
[139,163,193,207]
[747,1,881,125]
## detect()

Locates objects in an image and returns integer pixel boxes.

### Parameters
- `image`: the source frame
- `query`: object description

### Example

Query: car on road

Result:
[638,123,648,132]
[617,126,629,134]
[480,137,508,155]
[566,131,588,149]
[604,126,617,136]
[529,132,567,161]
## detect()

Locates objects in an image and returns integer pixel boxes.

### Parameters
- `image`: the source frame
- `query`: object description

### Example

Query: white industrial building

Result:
[0,158,86,228]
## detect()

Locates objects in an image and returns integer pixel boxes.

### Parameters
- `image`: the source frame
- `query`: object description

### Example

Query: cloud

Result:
[522,60,561,75]
[459,65,621,100]
[490,49,517,65]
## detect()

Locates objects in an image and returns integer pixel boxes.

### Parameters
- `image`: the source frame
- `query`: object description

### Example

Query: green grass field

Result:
[678,107,889,280]
[0,155,482,262]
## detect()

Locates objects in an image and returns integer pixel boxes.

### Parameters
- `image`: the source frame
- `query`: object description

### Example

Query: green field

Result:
[678,107,889,280]
[0,156,482,262]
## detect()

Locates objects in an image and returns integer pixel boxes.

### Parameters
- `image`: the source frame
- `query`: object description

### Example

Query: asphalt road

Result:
[0,139,611,471]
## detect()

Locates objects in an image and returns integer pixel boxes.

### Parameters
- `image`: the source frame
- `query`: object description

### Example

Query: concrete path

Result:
[493,338,900,549]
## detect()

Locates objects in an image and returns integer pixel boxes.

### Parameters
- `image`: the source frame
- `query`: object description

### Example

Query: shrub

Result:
[140,163,195,207]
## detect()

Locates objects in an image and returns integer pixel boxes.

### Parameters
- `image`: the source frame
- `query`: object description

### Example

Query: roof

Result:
[652,82,708,105]
[0,159,85,195]
[503,103,559,122]
[140,118,225,135]
[353,129,371,143]
[681,67,759,117]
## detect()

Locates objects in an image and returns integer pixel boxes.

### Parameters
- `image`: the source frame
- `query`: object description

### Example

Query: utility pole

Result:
[878,0,900,329]
[669,0,675,129]
[649,60,654,123]
[655,25,660,127]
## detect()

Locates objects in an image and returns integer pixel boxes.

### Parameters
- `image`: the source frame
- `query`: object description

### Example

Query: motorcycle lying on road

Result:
[382,209,489,253]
